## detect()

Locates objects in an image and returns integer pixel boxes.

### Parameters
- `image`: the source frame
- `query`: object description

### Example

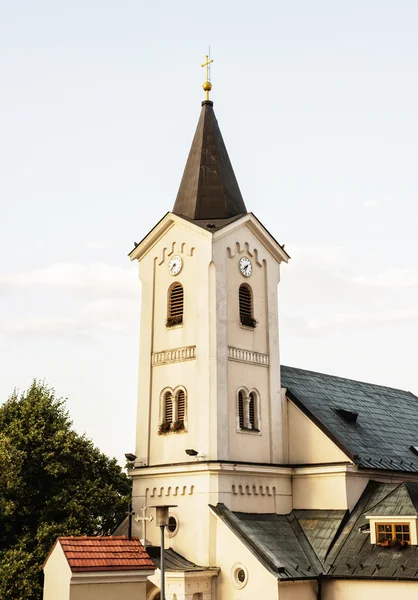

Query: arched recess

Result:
[237,386,249,430]
[248,388,261,431]
[159,387,174,434]
[173,385,187,431]
[239,284,256,328]
[167,282,184,326]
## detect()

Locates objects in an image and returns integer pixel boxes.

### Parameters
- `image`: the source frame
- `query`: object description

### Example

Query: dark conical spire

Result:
[172,101,247,221]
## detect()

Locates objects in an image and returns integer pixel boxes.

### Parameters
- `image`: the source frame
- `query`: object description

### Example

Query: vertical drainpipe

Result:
[317,577,322,600]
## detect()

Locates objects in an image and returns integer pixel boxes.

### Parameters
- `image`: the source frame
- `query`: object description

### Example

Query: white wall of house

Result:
[70,582,147,600]
[212,510,278,600]
[43,542,71,600]
[322,579,418,599]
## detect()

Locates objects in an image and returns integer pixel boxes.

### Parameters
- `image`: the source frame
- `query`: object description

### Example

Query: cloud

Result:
[281,243,418,337]
[82,241,109,250]
[353,268,418,288]
[364,199,379,208]
[0,262,141,340]
[0,297,139,339]
[0,263,138,298]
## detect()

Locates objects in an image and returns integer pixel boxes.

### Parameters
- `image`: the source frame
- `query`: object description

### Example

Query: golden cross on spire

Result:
[201,52,214,101]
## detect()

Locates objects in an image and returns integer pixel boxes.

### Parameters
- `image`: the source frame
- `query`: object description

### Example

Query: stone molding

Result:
[147,484,194,498]
[152,345,196,366]
[228,346,269,367]
[232,484,276,496]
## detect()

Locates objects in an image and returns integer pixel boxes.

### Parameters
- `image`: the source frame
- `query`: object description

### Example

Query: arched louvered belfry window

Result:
[238,390,245,429]
[167,283,184,327]
[164,391,173,424]
[249,391,258,430]
[239,284,256,328]
[177,389,186,423]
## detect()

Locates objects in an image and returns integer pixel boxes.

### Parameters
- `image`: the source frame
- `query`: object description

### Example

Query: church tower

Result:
[129,70,289,568]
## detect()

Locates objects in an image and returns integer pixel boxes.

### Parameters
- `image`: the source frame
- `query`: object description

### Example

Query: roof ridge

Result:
[281,364,417,397]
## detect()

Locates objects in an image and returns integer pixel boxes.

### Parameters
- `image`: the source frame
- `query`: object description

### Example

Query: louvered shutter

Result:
[169,284,184,322]
[239,284,253,323]
[238,391,244,429]
[177,389,185,422]
[249,392,255,428]
[165,392,173,423]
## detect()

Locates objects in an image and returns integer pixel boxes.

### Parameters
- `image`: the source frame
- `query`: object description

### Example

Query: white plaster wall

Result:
[212,510,278,600]
[131,466,292,566]
[135,218,213,466]
[322,579,418,599]
[227,361,271,463]
[70,582,147,600]
[292,471,349,509]
[287,402,351,465]
[278,580,317,600]
[346,473,369,512]
[213,219,283,464]
[43,542,71,600]
[134,214,286,468]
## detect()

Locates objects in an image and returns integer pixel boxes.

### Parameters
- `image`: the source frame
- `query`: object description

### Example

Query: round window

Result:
[231,563,248,589]
[167,515,178,537]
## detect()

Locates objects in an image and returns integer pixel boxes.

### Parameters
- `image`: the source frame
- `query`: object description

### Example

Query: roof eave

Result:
[213,212,290,264]
[129,212,212,262]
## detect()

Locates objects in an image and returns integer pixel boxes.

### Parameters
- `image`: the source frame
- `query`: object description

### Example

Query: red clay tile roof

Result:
[58,536,155,572]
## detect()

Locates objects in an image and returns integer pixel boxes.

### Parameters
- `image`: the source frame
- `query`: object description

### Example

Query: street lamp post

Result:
[148,505,177,600]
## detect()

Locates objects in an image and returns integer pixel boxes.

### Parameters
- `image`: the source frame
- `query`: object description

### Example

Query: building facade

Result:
[126,95,418,600]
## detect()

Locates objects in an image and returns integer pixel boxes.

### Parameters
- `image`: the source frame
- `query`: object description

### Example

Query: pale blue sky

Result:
[1,1,417,464]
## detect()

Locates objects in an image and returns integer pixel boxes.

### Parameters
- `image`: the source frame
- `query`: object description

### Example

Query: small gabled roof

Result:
[294,510,347,562]
[172,101,247,221]
[55,536,154,572]
[326,481,418,579]
[146,546,217,573]
[366,482,418,516]
[281,365,418,473]
[211,504,323,580]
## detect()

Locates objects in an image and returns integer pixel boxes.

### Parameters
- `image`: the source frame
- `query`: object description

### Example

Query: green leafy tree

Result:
[0,380,131,599]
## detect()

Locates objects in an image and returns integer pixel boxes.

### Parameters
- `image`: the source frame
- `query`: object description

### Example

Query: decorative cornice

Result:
[70,570,155,584]
[228,346,269,367]
[152,346,196,366]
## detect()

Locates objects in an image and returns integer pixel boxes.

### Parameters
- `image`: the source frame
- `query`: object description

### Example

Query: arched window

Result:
[159,387,187,434]
[239,284,256,328]
[167,283,184,327]
[164,391,173,424]
[249,391,259,430]
[238,390,244,429]
[237,389,260,432]
[177,389,186,423]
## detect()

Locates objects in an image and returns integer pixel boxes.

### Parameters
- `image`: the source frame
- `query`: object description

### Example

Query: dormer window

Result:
[376,523,410,545]
[366,483,418,546]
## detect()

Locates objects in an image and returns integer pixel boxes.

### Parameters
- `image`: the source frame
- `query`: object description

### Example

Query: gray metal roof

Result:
[326,481,418,579]
[365,482,418,516]
[281,365,418,473]
[294,510,346,562]
[172,101,247,221]
[147,547,214,572]
[212,482,418,582]
[211,504,323,580]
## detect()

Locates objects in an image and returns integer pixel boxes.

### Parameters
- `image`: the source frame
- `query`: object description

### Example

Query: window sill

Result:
[165,324,183,331]
[237,427,261,435]
[239,324,256,331]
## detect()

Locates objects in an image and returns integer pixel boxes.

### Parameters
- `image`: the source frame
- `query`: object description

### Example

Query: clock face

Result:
[239,256,252,277]
[168,255,183,276]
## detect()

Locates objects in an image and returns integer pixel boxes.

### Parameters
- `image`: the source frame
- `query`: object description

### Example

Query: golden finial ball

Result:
[202,81,212,92]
